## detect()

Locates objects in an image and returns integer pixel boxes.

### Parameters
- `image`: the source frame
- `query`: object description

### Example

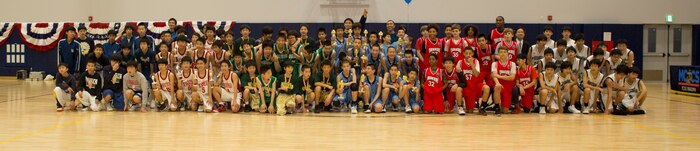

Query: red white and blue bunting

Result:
[0,22,14,45]
[187,21,235,36]
[1,21,235,52]
[18,22,73,51]
[80,22,126,44]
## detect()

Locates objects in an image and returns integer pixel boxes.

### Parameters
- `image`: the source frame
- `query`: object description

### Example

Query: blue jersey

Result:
[338,71,354,92]
[364,75,381,99]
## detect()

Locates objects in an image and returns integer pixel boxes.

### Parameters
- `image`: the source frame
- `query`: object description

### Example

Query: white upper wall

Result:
[2,0,699,24]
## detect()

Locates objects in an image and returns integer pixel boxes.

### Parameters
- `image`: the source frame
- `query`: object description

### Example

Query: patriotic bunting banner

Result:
[187,21,235,36]
[80,22,126,44]
[1,21,235,51]
[18,22,73,51]
[0,22,14,45]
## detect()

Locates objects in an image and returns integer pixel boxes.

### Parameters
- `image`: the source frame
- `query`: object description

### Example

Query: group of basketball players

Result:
[53,15,647,116]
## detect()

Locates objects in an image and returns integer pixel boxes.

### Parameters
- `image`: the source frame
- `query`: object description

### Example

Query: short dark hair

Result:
[262,41,274,49]
[545,62,557,70]
[94,44,103,50]
[240,24,251,31]
[110,54,122,62]
[181,56,193,64]
[58,63,68,68]
[544,48,554,55]
[127,60,139,68]
[562,26,571,32]
[536,34,547,41]
[610,49,623,56]
[593,48,606,56]
[120,42,131,49]
[168,18,177,24]
[260,66,271,74]
[615,65,630,74]
[574,33,585,41]
[543,26,553,32]
[629,67,641,74]
[157,59,168,65]
[616,39,628,46]
[245,60,256,67]
[443,56,455,63]
[107,30,117,36]
[427,24,439,32]
[212,40,225,48]
[196,57,207,64]
[589,59,602,67]
[137,22,147,28]
[321,60,332,67]
[556,39,567,47]
[139,38,150,44]
[560,61,572,70]
[517,54,528,60]
[77,25,87,31]
[65,26,76,33]
[566,46,577,53]
[262,26,273,35]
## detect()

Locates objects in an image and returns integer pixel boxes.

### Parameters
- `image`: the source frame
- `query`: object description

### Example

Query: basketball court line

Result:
[0,93,52,104]
[0,115,88,145]
[601,115,700,144]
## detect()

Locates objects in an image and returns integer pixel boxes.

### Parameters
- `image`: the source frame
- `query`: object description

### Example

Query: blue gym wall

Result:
[0,23,647,76]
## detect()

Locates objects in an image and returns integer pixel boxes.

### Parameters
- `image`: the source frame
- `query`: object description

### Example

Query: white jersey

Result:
[602,73,625,91]
[558,73,573,90]
[529,45,546,64]
[625,78,641,97]
[173,49,189,62]
[221,71,237,92]
[539,58,556,71]
[563,57,583,74]
[195,69,212,95]
[553,48,566,62]
[542,72,559,89]
[607,58,622,71]
[585,69,605,87]
[156,71,173,92]
[178,69,196,94]
[574,45,589,59]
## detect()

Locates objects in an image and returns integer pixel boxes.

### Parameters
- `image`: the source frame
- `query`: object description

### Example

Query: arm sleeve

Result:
[359,15,367,30]
[77,73,86,91]
[96,74,103,100]
[457,72,467,88]
[140,74,150,102]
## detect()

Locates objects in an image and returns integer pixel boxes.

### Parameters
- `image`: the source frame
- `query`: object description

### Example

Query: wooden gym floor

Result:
[0,77,699,150]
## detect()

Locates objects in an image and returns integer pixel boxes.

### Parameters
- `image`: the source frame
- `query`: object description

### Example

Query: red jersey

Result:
[420,38,445,68]
[490,28,504,48]
[458,58,480,85]
[445,38,466,62]
[476,44,493,73]
[516,66,538,87]
[463,37,478,49]
[444,68,460,88]
[494,61,516,86]
[423,68,444,94]
[496,41,518,62]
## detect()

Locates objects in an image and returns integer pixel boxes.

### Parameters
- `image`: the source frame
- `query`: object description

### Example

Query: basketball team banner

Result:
[670,65,700,95]
[0,21,235,51]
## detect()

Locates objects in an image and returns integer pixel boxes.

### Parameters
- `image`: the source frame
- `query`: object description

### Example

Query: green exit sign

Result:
[666,15,674,23]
